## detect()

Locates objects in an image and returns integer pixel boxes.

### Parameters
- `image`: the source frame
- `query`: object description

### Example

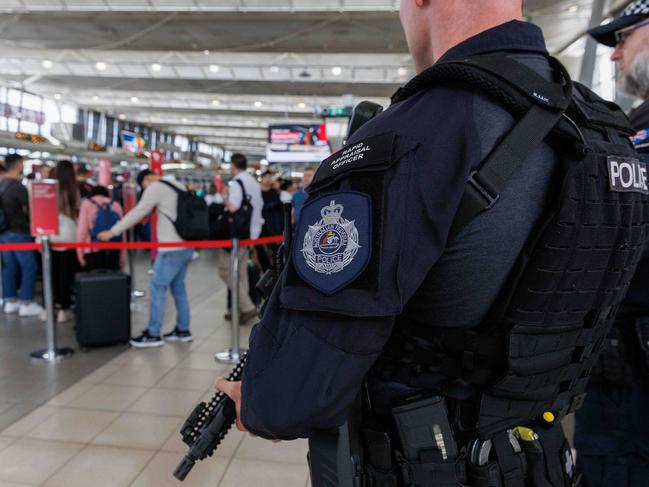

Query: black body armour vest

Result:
[372,55,649,440]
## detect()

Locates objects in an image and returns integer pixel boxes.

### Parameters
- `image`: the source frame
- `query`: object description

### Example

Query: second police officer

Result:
[217,0,649,485]
[573,2,649,486]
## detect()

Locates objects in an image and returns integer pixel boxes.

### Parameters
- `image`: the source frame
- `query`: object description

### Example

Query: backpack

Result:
[160,180,210,241]
[90,200,121,242]
[210,180,253,241]
[229,180,252,239]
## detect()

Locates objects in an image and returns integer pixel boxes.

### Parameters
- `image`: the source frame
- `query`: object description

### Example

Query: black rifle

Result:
[173,355,246,481]
[174,204,294,482]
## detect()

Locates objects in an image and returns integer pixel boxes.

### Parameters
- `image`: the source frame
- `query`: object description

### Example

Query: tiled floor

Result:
[0,251,311,486]
[0,251,158,432]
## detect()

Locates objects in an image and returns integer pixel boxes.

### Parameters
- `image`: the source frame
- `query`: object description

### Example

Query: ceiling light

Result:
[151,63,162,72]
[269,65,279,73]
[53,93,61,100]
[397,67,408,77]
[298,102,306,109]
[254,101,263,108]
[42,59,53,69]
[92,95,99,101]
[331,66,342,76]
[203,49,210,56]
[209,64,219,73]
[567,4,579,12]
[181,117,188,123]
[211,99,220,106]
[118,114,126,120]
[130,96,139,103]
[95,61,107,71]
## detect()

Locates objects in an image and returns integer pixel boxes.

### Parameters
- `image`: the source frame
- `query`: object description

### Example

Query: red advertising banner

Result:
[149,150,164,260]
[215,172,222,194]
[150,150,164,176]
[98,158,111,187]
[29,180,59,237]
[122,182,137,213]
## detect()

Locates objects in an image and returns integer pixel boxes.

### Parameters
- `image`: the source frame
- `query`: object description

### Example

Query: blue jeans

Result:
[148,248,193,337]
[0,232,37,302]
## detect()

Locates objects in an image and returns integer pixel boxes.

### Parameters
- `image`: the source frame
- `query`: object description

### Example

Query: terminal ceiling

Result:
[0,0,630,157]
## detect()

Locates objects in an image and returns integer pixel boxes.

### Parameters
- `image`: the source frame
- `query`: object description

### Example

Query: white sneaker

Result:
[19,302,43,317]
[57,309,73,323]
[4,300,20,314]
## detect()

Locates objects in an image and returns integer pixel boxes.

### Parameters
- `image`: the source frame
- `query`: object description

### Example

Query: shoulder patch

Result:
[311,132,396,189]
[293,191,372,295]
[607,156,648,194]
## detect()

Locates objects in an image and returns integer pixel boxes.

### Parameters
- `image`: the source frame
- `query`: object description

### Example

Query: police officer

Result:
[573,3,649,485]
[215,1,647,486]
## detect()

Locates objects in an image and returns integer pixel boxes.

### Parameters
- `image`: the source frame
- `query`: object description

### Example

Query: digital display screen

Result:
[266,123,331,163]
[120,130,146,154]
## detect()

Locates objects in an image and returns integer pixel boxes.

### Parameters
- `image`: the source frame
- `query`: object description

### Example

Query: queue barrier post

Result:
[215,238,245,364]
[30,236,74,362]
[128,229,145,299]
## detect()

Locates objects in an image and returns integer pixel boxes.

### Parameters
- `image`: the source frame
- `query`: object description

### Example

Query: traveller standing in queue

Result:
[0,154,42,318]
[259,170,283,271]
[573,3,649,485]
[218,153,263,324]
[47,160,80,324]
[291,166,316,219]
[214,1,648,486]
[97,169,194,348]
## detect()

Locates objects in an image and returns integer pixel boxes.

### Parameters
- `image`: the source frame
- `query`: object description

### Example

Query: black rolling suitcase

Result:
[75,271,131,348]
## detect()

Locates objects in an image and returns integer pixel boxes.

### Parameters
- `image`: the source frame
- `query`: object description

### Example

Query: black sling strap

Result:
[447,102,565,238]
[392,54,573,240]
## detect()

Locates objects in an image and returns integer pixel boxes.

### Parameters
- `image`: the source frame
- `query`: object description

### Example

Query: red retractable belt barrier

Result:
[0,235,284,252]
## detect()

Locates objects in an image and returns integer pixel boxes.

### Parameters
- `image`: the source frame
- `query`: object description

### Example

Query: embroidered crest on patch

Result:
[293,191,371,295]
[302,200,360,275]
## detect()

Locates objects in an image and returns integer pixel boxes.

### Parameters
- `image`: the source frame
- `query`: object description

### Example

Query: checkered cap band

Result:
[624,0,649,16]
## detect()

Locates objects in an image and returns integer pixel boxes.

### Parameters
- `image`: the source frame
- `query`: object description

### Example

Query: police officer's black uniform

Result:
[241,19,649,487]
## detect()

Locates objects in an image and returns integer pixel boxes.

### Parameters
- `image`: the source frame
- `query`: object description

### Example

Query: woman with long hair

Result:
[46,160,81,323]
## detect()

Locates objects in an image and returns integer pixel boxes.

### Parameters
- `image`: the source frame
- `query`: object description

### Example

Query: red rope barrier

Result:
[0,235,284,252]
[0,243,41,251]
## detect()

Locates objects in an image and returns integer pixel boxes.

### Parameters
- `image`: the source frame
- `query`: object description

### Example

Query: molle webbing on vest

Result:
[477,146,648,438]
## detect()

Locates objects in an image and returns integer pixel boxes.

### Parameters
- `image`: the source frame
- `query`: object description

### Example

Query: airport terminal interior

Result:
[0,0,646,486]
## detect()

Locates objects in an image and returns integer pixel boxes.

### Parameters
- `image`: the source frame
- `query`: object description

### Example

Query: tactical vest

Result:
[372,55,649,441]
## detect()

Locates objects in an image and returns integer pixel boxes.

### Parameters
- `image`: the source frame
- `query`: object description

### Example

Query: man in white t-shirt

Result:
[218,153,263,323]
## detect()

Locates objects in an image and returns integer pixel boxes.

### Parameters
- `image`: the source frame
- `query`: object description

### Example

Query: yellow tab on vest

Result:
[542,411,555,423]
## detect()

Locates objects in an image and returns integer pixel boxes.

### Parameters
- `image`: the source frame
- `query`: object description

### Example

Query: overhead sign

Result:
[317,106,352,118]
[1,103,46,125]
[29,180,59,237]
[266,123,331,163]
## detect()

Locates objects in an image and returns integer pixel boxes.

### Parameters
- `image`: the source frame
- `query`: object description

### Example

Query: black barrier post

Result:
[30,236,74,362]
[215,238,245,364]
[128,229,145,299]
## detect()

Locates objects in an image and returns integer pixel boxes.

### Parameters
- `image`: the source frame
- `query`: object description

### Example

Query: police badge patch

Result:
[293,192,371,295]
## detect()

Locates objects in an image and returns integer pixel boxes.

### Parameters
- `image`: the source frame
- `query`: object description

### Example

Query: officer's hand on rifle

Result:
[214,378,247,433]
